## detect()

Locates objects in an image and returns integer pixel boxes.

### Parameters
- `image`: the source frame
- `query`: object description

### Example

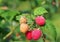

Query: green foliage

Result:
[34,7,48,15]
[0,10,19,22]
[0,10,4,14]
[0,0,2,3]
[0,0,59,42]
[37,38,44,42]
[41,20,57,42]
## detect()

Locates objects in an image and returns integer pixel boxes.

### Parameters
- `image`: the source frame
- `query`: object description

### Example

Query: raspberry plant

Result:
[16,7,57,42]
[0,2,58,42]
[0,0,60,42]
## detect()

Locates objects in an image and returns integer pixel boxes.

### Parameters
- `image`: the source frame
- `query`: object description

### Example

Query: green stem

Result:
[3,26,16,40]
[3,31,12,40]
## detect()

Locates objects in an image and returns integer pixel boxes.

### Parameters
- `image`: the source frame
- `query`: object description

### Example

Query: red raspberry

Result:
[32,29,42,40]
[25,31,32,40]
[35,16,45,26]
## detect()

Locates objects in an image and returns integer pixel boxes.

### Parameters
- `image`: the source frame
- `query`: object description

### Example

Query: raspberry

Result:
[20,16,27,24]
[20,23,29,33]
[32,29,42,40]
[25,31,32,40]
[35,16,45,26]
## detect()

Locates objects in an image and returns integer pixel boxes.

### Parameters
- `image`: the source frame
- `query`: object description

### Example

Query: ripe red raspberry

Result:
[25,31,32,40]
[32,29,42,40]
[35,16,45,26]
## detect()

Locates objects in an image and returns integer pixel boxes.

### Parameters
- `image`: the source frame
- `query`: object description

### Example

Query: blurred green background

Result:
[0,0,60,42]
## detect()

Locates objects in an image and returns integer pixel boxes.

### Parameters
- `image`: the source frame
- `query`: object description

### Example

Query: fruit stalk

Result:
[3,31,12,40]
[3,27,15,40]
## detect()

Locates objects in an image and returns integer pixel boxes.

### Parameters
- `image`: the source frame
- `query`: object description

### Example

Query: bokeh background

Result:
[0,0,60,42]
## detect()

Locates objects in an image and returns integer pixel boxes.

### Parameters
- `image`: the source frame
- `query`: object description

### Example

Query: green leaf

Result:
[15,25,20,33]
[49,5,57,13]
[16,15,21,21]
[36,0,45,5]
[16,14,31,21]
[34,7,48,15]
[16,14,25,21]
[0,0,2,3]
[46,0,53,3]
[30,40,37,42]
[37,37,44,42]
[41,20,57,41]
[30,0,36,8]
[0,10,4,15]
[1,10,19,21]
[30,37,44,42]
[16,14,28,21]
